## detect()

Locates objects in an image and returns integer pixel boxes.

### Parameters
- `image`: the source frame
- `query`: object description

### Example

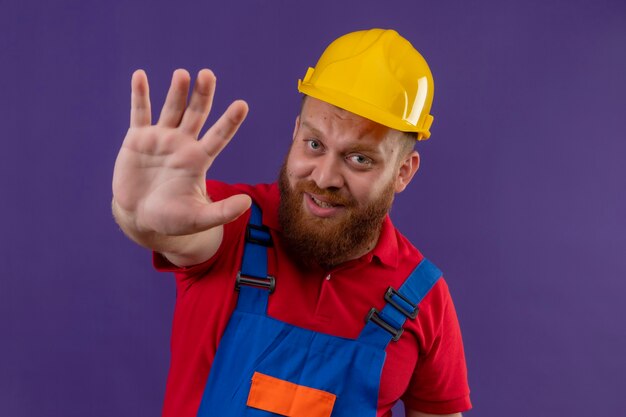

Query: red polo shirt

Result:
[155,181,471,417]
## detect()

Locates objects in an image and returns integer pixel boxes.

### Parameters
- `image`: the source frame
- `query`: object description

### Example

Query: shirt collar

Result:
[362,215,399,268]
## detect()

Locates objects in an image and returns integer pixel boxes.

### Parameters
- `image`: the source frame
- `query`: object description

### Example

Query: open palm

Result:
[112,69,251,238]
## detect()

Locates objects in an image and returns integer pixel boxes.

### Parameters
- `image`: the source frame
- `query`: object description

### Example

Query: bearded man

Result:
[112,29,471,417]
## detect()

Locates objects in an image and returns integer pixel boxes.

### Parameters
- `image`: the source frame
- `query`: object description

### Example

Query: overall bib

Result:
[197,204,442,417]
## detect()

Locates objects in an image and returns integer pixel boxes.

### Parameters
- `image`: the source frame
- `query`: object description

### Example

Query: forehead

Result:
[299,97,400,150]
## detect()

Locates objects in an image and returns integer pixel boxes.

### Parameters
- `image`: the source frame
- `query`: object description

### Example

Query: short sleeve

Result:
[401,279,472,414]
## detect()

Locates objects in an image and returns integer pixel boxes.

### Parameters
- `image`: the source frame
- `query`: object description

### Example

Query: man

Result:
[112,29,471,417]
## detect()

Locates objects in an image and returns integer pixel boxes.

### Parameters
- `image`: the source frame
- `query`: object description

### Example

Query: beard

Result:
[278,162,395,269]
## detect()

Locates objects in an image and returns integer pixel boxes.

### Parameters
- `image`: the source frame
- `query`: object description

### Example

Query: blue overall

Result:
[197,204,442,417]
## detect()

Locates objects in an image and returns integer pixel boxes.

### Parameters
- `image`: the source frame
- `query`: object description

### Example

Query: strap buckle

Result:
[245,224,272,247]
[384,287,418,319]
[365,308,403,342]
[236,272,276,294]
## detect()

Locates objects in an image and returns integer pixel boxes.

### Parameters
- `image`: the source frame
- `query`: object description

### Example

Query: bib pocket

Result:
[247,372,336,417]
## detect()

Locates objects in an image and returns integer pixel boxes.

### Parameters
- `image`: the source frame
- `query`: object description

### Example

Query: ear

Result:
[292,115,300,141]
[394,150,420,193]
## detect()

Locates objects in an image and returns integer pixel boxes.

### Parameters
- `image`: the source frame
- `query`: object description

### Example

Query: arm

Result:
[112,69,251,266]
[406,411,462,417]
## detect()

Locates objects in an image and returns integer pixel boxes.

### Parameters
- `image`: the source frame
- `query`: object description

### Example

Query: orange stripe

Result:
[246,372,336,417]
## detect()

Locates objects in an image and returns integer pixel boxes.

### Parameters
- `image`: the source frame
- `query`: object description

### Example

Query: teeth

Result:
[312,196,335,208]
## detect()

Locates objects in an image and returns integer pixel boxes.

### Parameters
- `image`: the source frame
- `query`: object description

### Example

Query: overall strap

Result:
[358,258,442,350]
[235,203,274,315]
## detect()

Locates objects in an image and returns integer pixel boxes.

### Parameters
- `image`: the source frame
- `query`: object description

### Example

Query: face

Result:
[278,97,420,268]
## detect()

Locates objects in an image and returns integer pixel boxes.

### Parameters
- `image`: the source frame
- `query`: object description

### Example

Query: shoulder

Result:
[389,229,457,352]
[389,221,452,310]
[379,221,458,349]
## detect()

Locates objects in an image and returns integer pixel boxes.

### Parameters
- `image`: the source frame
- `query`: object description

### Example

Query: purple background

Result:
[2,0,625,416]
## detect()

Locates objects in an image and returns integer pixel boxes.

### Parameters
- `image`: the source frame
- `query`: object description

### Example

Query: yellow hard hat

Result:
[298,28,434,140]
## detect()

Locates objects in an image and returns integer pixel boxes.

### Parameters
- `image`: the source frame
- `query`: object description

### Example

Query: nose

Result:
[310,154,344,190]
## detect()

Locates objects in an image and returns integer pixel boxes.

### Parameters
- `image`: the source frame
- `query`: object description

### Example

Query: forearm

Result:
[112,198,223,266]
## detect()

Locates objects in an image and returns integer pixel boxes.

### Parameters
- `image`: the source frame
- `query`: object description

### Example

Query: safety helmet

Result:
[298,29,434,140]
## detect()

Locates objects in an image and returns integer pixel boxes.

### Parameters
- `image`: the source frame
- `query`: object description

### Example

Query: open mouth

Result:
[310,195,340,208]
[304,193,346,218]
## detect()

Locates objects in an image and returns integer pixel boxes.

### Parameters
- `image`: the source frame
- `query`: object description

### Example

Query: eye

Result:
[306,139,322,151]
[348,154,373,167]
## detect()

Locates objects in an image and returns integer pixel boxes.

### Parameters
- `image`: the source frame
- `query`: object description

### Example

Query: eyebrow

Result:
[301,121,325,139]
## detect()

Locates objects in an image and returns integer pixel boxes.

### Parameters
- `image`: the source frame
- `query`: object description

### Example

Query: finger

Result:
[178,69,216,136]
[199,100,249,158]
[130,69,151,127]
[157,69,191,127]
[195,194,252,230]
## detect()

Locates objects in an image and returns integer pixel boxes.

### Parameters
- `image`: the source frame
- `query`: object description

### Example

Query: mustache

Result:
[295,180,355,207]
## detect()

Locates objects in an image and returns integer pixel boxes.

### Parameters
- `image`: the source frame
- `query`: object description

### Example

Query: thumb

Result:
[195,194,252,230]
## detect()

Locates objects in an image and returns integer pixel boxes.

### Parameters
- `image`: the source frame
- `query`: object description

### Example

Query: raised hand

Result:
[112,69,251,264]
